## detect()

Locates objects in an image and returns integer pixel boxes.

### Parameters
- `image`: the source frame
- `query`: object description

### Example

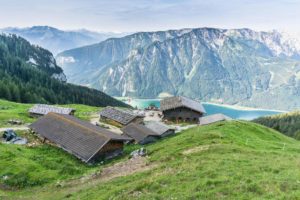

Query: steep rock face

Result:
[57,28,300,110]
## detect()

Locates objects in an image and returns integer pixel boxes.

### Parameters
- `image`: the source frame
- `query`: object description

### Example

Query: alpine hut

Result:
[100,107,144,127]
[160,96,206,123]
[29,113,132,163]
[199,113,232,126]
[145,121,175,138]
[121,123,159,145]
[29,104,75,117]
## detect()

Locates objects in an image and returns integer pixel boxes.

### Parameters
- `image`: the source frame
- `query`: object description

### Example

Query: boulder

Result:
[130,148,147,158]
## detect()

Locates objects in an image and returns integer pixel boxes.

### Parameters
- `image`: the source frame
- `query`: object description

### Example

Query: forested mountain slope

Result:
[0,34,128,107]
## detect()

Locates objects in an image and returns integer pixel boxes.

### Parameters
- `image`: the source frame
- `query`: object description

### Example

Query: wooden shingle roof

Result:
[29,113,131,162]
[29,104,75,115]
[199,113,232,126]
[160,96,206,114]
[145,121,174,136]
[121,123,159,143]
[100,107,140,125]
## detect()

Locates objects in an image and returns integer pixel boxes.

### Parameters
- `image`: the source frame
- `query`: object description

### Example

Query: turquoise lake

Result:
[122,98,284,120]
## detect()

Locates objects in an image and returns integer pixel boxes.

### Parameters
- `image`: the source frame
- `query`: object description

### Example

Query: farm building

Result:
[145,121,175,138]
[122,123,159,145]
[160,96,206,123]
[29,104,75,117]
[199,113,232,126]
[100,107,144,127]
[29,112,132,163]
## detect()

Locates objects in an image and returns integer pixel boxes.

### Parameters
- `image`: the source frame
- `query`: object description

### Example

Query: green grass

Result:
[0,141,96,189]
[0,100,34,127]
[0,99,101,127]
[2,121,300,199]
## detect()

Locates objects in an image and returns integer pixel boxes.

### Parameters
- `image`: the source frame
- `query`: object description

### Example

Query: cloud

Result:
[0,0,300,32]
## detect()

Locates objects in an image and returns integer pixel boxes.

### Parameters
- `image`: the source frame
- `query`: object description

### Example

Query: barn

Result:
[160,96,206,123]
[29,112,132,163]
[121,123,159,145]
[145,121,175,138]
[29,104,75,117]
[100,107,144,127]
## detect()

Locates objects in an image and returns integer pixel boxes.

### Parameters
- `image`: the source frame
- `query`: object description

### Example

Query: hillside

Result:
[253,111,300,140]
[0,26,128,55]
[2,119,300,199]
[57,28,300,110]
[0,99,102,127]
[0,34,128,107]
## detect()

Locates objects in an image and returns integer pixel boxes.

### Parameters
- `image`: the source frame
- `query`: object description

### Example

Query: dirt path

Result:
[97,156,154,181]
[182,144,220,155]
[66,156,155,187]
[49,156,157,198]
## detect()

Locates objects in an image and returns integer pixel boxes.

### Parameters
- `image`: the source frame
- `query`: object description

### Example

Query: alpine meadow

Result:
[1,1,300,200]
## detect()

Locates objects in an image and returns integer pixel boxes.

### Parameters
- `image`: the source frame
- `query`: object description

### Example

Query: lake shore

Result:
[115,97,287,113]
[203,102,287,113]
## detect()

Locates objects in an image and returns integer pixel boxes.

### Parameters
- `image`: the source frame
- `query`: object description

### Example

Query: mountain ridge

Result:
[0,26,129,55]
[57,27,300,110]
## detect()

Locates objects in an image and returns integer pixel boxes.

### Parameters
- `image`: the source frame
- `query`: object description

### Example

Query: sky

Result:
[0,0,300,33]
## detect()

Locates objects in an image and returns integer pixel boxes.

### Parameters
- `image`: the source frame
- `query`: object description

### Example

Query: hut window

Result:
[193,118,197,121]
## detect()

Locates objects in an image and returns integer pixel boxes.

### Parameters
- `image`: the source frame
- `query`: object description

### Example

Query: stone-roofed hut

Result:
[199,113,232,126]
[160,96,206,123]
[121,123,159,145]
[145,121,175,138]
[29,104,75,118]
[100,107,144,127]
[29,113,132,163]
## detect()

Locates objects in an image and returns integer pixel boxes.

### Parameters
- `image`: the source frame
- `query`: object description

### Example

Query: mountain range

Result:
[0,26,128,55]
[57,28,300,110]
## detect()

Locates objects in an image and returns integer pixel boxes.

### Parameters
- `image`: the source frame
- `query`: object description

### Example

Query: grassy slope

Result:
[0,99,104,191]
[2,121,300,199]
[0,99,100,127]
[0,141,97,189]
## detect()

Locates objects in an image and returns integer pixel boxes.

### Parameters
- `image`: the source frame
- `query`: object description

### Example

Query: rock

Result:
[56,181,63,188]
[11,137,28,145]
[130,148,147,158]
[8,119,23,125]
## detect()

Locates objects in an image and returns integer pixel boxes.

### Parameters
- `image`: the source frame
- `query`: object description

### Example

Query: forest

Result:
[253,112,300,140]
